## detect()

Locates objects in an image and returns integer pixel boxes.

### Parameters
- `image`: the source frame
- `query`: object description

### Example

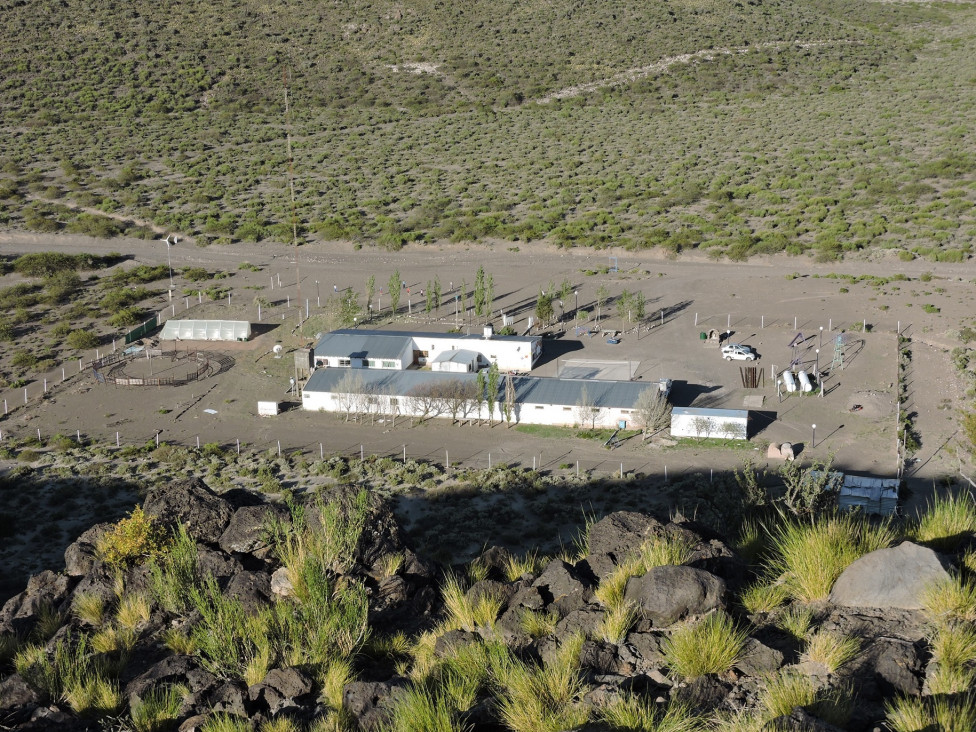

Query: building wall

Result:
[314,335,537,372]
[302,389,641,428]
[670,413,748,440]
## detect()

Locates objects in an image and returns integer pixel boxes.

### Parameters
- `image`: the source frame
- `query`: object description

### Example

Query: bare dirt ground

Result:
[1,232,974,592]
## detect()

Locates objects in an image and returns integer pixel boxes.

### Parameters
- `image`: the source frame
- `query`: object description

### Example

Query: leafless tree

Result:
[635,387,670,440]
[408,382,444,424]
[334,371,364,422]
[439,379,478,423]
[575,385,599,429]
[691,415,713,442]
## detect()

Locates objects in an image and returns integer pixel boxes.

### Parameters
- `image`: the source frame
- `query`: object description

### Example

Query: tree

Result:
[443,379,478,423]
[616,289,632,330]
[633,291,646,322]
[475,369,487,425]
[596,283,610,325]
[720,420,747,442]
[365,275,375,311]
[486,362,500,426]
[575,385,598,429]
[388,270,401,314]
[433,275,442,314]
[461,278,470,324]
[474,267,486,317]
[407,382,443,424]
[535,289,554,328]
[559,278,573,304]
[334,371,364,422]
[691,415,713,442]
[634,387,670,439]
[425,281,434,316]
[735,459,769,508]
[67,329,99,350]
[485,273,494,324]
[504,372,516,427]
[780,459,840,517]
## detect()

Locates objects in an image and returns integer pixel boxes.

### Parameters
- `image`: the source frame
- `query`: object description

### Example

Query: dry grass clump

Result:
[886,693,976,732]
[739,580,790,615]
[130,684,188,732]
[760,672,852,727]
[72,593,107,627]
[595,533,698,617]
[518,608,559,639]
[661,611,747,680]
[440,573,504,633]
[912,491,976,551]
[776,605,814,641]
[920,575,976,624]
[504,550,548,581]
[600,695,705,731]
[766,513,894,602]
[597,603,638,645]
[803,630,860,673]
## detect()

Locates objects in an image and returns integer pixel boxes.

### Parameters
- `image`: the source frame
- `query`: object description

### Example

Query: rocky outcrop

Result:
[0,495,964,732]
[829,541,951,610]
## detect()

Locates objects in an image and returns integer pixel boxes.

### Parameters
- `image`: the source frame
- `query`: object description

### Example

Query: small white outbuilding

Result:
[430,349,481,373]
[670,407,749,440]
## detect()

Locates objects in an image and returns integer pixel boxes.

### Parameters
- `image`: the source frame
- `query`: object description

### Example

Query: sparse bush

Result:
[95,506,167,569]
[913,491,976,551]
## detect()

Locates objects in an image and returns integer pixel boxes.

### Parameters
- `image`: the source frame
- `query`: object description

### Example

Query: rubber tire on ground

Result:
[725,356,732,360]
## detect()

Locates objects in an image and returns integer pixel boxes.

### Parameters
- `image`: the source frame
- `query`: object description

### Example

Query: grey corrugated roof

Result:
[314,332,410,361]
[304,369,658,409]
[328,328,539,344]
[671,407,749,419]
[432,349,480,364]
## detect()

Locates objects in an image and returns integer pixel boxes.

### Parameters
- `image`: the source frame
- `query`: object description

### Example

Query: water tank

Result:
[797,370,813,393]
[483,324,494,339]
[782,370,797,393]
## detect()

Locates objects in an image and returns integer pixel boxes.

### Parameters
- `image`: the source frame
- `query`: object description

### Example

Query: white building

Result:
[670,407,749,440]
[313,328,540,373]
[159,319,251,341]
[302,369,662,428]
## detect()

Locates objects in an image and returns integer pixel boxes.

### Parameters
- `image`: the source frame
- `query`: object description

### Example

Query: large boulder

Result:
[219,504,287,556]
[829,542,951,610]
[532,560,595,615]
[624,566,725,627]
[342,679,408,731]
[125,655,217,704]
[144,479,233,542]
[0,570,73,636]
[224,571,272,612]
[0,674,40,721]
[582,512,665,581]
[248,667,315,716]
[63,522,113,577]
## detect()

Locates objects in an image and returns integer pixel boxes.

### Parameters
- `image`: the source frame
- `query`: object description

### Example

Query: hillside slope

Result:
[1,0,974,259]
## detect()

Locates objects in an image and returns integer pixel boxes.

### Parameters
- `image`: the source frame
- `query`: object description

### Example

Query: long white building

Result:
[313,328,541,373]
[301,368,668,429]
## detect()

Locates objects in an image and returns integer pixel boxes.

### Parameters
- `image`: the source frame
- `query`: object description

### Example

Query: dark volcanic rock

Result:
[219,504,287,556]
[144,478,233,542]
[767,707,845,731]
[582,512,665,581]
[829,541,951,610]
[224,571,272,612]
[196,547,242,588]
[735,637,785,677]
[853,637,926,697]
[207,681,250,717]
[248,667,315,716]
[532,559,595,615]
[0,674,40,721]
[0,570,74,636]
[125,655,217,704]
[343,679,408,731]
[63,522,112,577]
[624,566,725,626]
[672,674,733,714]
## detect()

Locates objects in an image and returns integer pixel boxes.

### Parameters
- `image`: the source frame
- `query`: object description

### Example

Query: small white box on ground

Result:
[258,401,280,416]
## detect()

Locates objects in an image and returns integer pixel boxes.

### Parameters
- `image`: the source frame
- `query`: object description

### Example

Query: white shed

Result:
[430,349,480,373]
[159,319,251,341]
[670,407,749,440]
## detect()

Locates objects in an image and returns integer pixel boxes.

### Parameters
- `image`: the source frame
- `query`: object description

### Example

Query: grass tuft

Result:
[504,550,548,581]
[661,611,747,679]
[921,575,976,624]
[600,695,705,731]
[887,693,976,732]
[116,593,151,630]
[739,580,789,615]
[130,684,188,732]
[518,608,559,639]
[200,714,253,732]
[73,593,107,627]
[912,491,976,551]
[597,603,638,645]
[761,672,851,726]
[777,605,814,641]
[440,574,503,632]
[766,513,894,602]
[803,630,860,673]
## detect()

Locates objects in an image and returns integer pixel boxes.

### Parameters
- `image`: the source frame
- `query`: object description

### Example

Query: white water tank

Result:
[483,324,494,339]
[798,369,813,393]
[782,370,797,393]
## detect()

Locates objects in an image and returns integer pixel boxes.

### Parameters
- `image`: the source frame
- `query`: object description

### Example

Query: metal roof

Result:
[314,331,411,361]
[431,349,480,364]
[304,369,659,409]
[671,407,749,419]
[328,328,538,344]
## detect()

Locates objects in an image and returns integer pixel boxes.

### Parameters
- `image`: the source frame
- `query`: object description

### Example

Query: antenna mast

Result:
[284,68,302,327]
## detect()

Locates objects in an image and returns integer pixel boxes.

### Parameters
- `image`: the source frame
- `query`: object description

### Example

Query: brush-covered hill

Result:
[1,0,975,259]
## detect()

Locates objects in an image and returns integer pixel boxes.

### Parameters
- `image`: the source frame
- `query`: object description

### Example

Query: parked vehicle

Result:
[721,343,757,361]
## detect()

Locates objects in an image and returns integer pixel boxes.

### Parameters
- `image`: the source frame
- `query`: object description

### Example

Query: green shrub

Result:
[66,330,99,350]
[886,694,976,732]
[130,684,189,732]
[95,506,167,569]
[600,696,705,732]
[803,630,860,673]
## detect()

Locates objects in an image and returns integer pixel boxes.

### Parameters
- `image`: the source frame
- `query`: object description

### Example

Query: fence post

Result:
[24,387,27,404]
[277,440,281,457]
[116,432,120,447]
[320,443,323,460]
[446,450,449,469]
[237,439,241,455]
[77,429,81,444]
[576,460,579,478]
[360,444,364,461]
